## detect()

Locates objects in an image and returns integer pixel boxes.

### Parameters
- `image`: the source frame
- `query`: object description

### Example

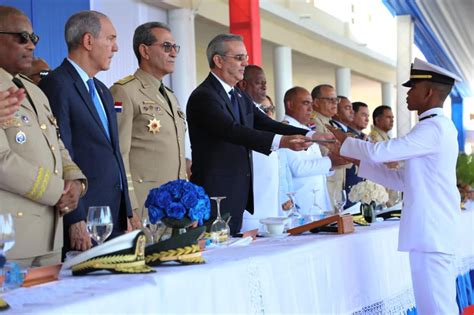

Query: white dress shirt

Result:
[281,115,332,215]
[341,107,461,254]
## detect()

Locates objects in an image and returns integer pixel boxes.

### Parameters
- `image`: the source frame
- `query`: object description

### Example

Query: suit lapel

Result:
[207,73,239,122]
[63,60,111,143]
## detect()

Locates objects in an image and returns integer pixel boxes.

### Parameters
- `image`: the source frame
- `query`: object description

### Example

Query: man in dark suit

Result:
[40,10,132,253]
[186,34,335,234]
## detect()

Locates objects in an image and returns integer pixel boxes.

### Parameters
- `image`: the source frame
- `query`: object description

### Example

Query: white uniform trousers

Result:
[409,251,458,315]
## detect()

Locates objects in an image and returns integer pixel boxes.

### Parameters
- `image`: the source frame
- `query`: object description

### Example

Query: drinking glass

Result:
[210,196,230,246]
[286,192,303,229]
[86,206,113,245]
[333,190,347,215]
[308,188,325,222]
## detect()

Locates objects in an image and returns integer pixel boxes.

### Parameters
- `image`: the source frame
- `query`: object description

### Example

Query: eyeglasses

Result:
[262,105,275,114]
[221,54,249,62]
[317,97,340,104]
[148,41,180,54]
[0,31,39,45]
[31,70,51,78]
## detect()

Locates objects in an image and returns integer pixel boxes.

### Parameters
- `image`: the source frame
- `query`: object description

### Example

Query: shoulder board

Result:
[114,75,135,85]
[281,120,290,125]
[18,73,34,83]
[164,85,174,93]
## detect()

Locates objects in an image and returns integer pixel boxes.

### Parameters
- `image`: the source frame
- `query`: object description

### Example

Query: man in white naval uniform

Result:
[281,87,346,216]
[329,58,462,315]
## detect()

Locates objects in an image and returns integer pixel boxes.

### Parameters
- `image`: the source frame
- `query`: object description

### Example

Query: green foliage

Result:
[457,154,474,186]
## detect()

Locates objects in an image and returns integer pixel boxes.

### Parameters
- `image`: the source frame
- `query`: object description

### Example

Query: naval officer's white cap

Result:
[403,58,462,87]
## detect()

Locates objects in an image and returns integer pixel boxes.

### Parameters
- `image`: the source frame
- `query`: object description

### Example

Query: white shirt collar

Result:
[331,119,348,132]
[419,107,444,120]
[211,71,233,97]
[284,115,310,131]
[67,58,92,91]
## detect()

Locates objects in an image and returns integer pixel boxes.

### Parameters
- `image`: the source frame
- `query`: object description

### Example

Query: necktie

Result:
[87,79,122,190]
[87,78,110,140]
[159,83,172,112]
[229,89,241,122]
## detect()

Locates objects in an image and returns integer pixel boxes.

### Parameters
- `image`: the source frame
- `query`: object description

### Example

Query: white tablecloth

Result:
[4,211,473,314]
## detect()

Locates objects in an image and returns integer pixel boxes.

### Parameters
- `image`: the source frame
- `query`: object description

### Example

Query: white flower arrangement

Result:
[348,180,389,205]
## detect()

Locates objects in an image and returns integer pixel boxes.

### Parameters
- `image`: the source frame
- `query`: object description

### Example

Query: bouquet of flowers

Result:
[145,179,211,227]
[349,180,389,223]
[348,180,389,205]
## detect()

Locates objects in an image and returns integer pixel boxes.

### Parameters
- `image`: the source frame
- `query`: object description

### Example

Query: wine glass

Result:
[86,206,113,245]
[286,192,303,229]
[309,188,325,222]
[333,190,347,215]
[210,196,230,246]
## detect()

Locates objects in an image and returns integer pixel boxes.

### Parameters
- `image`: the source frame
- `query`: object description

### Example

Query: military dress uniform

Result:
[341,58,462,314]
[312,112,351,209]
[368,125,390,142]
[110,69,186,214]
[369,125,400,206]
[0,68,86,265]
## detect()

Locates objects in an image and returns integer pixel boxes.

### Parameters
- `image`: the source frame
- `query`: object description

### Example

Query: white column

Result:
[273,46,292,121]
[396,15,414,137]
[168,8,197,160]
[336,67,351,98]
[381,82,393,106]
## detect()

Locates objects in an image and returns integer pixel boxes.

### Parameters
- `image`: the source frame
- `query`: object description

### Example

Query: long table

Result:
[4,210,473,314]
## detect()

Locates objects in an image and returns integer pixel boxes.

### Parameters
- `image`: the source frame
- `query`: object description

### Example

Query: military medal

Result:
[15,130,26,144]
[147,118,161,134]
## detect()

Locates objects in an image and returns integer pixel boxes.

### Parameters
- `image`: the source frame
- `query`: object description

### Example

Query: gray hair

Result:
[65,10,107,52]
[133,22,170,63]
[206,33,243,68]
[311,84,334,100]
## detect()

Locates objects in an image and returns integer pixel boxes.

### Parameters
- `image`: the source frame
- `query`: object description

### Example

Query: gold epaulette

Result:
[114,75,135,85]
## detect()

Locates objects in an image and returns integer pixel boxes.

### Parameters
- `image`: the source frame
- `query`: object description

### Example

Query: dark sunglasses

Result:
[148,41,180,54]
[0,31,40,45]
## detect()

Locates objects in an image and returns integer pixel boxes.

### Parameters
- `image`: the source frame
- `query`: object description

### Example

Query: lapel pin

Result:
[15,131,26,144]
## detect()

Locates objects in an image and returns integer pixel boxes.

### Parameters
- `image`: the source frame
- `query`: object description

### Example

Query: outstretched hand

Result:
[280,135,312,151]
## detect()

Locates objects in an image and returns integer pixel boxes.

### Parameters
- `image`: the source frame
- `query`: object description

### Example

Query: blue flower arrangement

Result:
[145,179,211,226]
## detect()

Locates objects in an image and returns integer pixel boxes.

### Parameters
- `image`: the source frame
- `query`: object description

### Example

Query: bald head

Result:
[0,6,27,29]
[284,86,313,125]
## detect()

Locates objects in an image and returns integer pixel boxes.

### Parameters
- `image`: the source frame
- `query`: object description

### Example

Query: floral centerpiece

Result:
[145,179,211,233]
[348,180,389,223]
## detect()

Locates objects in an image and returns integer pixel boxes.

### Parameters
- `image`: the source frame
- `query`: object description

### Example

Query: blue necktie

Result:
[229,89,240,122]
[87,78,110,140]
[87,79,123,190]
